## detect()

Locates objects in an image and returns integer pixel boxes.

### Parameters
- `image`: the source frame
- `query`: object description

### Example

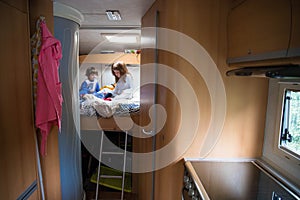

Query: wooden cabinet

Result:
[0,0,28,12]
[0,1,38,199]
[138,0,220,199]
[138,0,270,199]
[227,0,291,63]
[135,2,158,199]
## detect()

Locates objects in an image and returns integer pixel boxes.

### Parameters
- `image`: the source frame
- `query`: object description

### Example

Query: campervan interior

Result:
[58,0,300,199]
[1,0,299,199]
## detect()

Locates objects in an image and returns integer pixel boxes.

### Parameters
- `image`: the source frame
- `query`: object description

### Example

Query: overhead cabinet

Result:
[227,0,300,64]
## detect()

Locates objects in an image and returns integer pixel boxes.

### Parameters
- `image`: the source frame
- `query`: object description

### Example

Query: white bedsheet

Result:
[80,94,140,118]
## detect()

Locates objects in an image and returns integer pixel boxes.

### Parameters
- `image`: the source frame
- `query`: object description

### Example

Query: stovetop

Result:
[184,160,299,200]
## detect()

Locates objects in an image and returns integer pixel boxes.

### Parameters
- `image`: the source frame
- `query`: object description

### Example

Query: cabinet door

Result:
[227,0,291,63]
[0,1,38,199]
[287,0,300,57]
[0,0,27,12]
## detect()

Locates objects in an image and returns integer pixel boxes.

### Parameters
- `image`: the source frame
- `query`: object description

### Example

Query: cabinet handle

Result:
[142,129,153,135]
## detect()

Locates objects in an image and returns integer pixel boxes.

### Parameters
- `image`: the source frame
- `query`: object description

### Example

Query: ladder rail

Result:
[121,131,128,200]
[94,130,129,200]
[95,130,104,200]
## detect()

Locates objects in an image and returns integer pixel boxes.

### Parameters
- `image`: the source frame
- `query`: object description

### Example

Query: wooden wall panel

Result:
[0,1,38,199]
[0,0,27,13]
[29,0,62,199]
[154,160,184,200]
[140,0,269,199]
[29,0,54,34]
[289,0,300,56]
[79,53,140,65]
[135,1,158,198]
[151,0,268,160]
[203,0,269,158]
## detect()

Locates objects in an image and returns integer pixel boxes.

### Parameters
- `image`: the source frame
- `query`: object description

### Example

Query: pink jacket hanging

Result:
[35,21,63,156]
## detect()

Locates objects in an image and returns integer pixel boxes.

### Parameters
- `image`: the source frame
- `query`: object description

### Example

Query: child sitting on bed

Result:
[79,67,101,99]
[103,61,134,100]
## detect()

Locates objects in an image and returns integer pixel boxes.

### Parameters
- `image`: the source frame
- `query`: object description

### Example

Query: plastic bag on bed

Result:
[92,100,118,118]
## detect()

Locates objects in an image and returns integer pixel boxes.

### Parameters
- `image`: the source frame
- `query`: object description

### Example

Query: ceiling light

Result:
[106,10,122,21]
[102,33,139,44]
[100,50,115,54]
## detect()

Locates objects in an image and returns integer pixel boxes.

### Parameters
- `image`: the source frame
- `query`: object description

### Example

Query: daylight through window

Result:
[280,89,300,158]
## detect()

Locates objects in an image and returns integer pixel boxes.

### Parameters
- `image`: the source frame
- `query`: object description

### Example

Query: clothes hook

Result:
[40,15,45,22]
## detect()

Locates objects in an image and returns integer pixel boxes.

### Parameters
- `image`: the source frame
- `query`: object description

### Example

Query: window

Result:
[280,89,300,158]
[263,80,300,187]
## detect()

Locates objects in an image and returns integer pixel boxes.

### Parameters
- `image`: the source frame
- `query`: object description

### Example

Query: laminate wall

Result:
[0,0,39,199]
[29,0,62,199]
[139,0,269,199]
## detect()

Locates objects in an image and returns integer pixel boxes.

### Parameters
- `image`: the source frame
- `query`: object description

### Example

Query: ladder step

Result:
[100,175,122,179]
[102,152,124,155]
[94,130,129,200]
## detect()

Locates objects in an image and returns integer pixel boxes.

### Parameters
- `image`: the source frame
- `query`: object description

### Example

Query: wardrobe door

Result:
[0,1,38,199]
[134,4,159,200]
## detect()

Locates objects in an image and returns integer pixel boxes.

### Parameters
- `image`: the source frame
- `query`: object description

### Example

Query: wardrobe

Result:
[0,1,39,198]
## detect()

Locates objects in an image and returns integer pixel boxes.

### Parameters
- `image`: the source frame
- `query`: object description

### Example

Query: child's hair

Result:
[111,61,129,82]
[85,67,98,76]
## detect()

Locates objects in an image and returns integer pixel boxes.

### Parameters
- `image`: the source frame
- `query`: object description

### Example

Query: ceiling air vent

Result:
[106,10,122,21]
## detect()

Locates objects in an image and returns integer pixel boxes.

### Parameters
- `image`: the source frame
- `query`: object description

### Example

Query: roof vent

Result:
[106,10,122,21]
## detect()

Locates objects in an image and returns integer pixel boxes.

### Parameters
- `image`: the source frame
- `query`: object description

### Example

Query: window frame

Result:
[262,79,300,187]
[275,83,300,160]
[279,87,300,159]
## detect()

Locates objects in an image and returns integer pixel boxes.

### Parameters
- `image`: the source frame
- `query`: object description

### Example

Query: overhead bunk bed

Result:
[79,58,140,200]
[80,93,140,131]
[79,53,141,131]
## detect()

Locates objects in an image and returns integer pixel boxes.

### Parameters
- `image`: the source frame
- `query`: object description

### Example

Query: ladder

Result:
[95,130,129,200]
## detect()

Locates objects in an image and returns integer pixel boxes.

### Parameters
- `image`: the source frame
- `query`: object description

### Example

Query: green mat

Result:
[90,165,132,192]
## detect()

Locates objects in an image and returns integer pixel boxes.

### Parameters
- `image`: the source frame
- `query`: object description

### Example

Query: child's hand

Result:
[104,92,112,98]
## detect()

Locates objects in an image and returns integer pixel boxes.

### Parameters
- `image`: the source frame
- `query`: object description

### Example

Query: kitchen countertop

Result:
[185,160,299,200]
